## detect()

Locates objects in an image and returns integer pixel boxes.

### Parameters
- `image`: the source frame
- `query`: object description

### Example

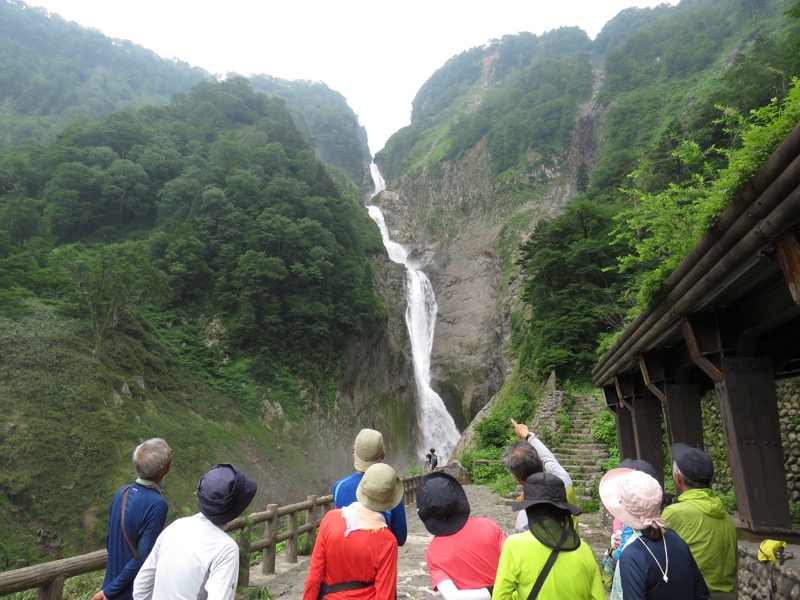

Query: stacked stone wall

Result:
[738,546,800,599]
[700,379,800,504]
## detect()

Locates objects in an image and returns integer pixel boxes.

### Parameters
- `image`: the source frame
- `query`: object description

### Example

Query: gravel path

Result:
[247,484,611,599]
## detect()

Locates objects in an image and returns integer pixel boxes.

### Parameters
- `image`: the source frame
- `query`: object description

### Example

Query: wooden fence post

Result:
[262,503,279,575]
[306,495,318,547]
[287,511,298,564]
[237,516,251,588]
[37,576,64,600]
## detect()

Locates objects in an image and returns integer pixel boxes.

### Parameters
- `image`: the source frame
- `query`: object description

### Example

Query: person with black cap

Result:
[492,472,604,599]
[331,428,407,546]
[662,443,737,599]
[416,472,505,599]
[132,463,257,600]
[303,463,404,600]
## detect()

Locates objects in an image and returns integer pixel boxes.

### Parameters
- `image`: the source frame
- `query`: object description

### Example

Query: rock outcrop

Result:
[373,70,605,429]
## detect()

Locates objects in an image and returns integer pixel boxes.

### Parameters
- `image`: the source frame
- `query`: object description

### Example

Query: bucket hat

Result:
[512,472,582,515]
[197,463,257,526]
[599,468,666,531]
[356,463,404,512]
[416,472,470,536]
[353,428,385,472]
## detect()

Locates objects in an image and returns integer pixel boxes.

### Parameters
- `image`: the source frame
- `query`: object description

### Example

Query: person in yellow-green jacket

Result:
[492,472,604,600]
[662,443,737,600]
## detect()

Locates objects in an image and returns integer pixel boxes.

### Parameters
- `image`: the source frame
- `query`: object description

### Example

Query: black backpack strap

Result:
[527,548,559,600]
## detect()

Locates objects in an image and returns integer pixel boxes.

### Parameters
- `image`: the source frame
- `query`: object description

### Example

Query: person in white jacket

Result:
[133,463,256,600]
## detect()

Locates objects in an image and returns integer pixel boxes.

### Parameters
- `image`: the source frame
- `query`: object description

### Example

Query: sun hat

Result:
[599,468,667,531]
[353,428,385,472]
[512,472,581,515]
[416,472,471,536]
[356,463,404,512]
[670,442,714,484]
[197,463,257,526]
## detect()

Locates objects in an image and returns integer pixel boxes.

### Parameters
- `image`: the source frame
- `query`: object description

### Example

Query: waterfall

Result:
[366,163,461,463]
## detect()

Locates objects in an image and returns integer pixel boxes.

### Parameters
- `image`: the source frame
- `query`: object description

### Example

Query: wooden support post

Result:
[306,495,318,547]
[287,512,298,564]
[663,384,704,448]
[716,356,791,533]
[631,396,666,488]
[237,517,251,588]
[615,404,637,462]
[262,504,279,575]
[37,577,64,600]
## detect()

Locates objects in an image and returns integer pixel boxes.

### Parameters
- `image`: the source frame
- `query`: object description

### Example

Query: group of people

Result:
[302,423,603,599]
[94,425,738,600]
[303,424,738,600]
[92,438,257,600]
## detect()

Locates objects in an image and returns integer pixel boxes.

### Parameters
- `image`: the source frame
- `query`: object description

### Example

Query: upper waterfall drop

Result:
[366,163,461,463]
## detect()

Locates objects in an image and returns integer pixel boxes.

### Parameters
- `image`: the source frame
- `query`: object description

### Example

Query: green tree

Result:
[49,241,170,359]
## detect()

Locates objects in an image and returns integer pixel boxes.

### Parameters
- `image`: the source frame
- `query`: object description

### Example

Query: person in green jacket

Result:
[492,472,604,600]
[662,443,737,599]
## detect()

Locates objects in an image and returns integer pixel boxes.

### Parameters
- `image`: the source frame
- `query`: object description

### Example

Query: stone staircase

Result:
[506,393,610,506]
[553,393,609,503]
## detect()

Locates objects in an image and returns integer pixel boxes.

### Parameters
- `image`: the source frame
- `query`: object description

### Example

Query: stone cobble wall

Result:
[739,546,800,599]
[701,379,800,503]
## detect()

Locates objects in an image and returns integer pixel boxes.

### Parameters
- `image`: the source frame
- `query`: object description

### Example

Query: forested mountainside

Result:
[0,0,370,183]
[0,75,412,563]
[3,0,800,568]
[374,0,800,425]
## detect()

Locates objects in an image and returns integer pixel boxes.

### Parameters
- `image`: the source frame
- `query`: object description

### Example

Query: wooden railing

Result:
[0,473,424,599]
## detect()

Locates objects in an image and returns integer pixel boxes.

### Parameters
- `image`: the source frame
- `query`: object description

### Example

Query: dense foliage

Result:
[0,76,385,385]
[0,1,371,186]
[250,75,371,182]
[379,0,800,383]
[0,0,211,147]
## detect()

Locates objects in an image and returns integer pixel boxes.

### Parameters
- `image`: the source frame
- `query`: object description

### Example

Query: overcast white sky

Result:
[29,0,676,155]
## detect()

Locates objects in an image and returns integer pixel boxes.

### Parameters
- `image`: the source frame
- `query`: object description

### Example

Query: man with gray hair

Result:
[504,419,576,532]
[662,443,737,599]
[92,438,174,600]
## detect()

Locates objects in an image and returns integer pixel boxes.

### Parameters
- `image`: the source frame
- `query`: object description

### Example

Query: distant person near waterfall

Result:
[425,448,438,470]
[331,428,407,546]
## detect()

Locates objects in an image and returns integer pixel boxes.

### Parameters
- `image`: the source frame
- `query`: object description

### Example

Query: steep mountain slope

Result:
[0,0,371,183]
[374,0,799,422]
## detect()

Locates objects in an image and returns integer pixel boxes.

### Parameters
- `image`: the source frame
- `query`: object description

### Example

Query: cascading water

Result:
[366,163,461,463]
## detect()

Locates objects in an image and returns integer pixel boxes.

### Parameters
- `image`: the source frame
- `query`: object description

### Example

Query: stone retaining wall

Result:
[739,545,800,599]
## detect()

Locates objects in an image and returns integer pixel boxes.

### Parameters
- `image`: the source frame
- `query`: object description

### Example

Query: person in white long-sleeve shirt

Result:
[505,419,576,533]
[133,463,257,600]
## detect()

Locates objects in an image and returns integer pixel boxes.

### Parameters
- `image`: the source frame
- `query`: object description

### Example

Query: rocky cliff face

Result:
[374,70,605,431]
[322,252,419,471]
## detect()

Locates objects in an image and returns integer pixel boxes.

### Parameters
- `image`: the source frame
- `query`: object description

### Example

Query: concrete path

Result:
[247,484,611,599]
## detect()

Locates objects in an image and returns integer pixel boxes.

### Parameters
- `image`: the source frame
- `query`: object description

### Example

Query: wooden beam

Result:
[682,317,723,383]
[775,230,800,304]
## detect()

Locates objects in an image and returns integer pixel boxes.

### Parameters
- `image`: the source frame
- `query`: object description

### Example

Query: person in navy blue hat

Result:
[133,463,257,600]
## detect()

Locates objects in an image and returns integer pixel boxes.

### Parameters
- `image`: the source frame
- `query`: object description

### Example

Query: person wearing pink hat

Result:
[599,468,709,600]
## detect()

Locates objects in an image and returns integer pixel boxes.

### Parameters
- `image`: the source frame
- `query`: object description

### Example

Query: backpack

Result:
[430,455,438,468]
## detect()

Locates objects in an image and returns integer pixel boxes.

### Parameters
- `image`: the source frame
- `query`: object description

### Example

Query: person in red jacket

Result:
[303,463,404,600]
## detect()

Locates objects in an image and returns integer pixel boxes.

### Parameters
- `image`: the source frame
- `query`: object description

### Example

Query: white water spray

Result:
[366,163,460,463]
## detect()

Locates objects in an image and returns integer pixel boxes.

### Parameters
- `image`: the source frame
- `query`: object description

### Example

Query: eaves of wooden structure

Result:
[592,122,800,534]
